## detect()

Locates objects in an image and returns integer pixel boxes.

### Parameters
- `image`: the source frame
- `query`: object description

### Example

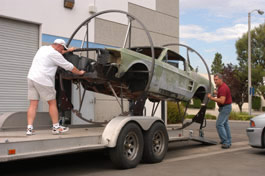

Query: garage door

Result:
[0,17,39,113]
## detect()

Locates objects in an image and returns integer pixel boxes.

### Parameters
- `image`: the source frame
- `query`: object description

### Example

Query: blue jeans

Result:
[216,104,232,145]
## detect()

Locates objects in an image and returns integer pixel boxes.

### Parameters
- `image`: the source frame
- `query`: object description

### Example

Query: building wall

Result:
[1,0,179,42]
[95,2,179,47]
[1,0,95,40]
[156,0,179,17]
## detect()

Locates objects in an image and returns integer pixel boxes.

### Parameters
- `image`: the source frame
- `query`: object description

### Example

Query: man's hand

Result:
[71,67,85,75]
[79,70,85,75]
[67,47,76,52]
[62,47,76,54]
[208,93,226,104]
[213,89,217,96]
[208,93,212,100]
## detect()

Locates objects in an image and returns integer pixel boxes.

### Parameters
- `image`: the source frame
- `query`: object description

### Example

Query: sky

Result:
[179,0,265,73]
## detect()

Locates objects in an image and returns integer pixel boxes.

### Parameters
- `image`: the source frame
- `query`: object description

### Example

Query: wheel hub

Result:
[152,131,164,153]
[123,132,139,160]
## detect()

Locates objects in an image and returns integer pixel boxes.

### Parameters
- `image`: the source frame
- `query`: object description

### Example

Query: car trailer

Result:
[0,10,216,169]
[0,111,216,169]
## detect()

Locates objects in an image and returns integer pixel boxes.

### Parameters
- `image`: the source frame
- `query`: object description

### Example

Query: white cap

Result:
[54,39,68,50]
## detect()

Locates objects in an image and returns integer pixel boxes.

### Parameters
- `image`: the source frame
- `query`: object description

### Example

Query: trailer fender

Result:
[101,116,163,148]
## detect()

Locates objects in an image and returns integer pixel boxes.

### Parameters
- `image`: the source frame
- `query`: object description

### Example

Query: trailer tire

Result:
[142,122,168,163]
[109,122,144,169]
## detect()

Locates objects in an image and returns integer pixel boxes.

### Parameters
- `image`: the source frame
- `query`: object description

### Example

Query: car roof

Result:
[129,46,185,62]
[129,46,165,59]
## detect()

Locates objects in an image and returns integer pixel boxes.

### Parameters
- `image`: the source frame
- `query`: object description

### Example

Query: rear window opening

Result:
[130,47,163,59]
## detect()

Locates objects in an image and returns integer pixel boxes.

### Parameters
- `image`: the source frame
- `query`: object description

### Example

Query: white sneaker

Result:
[26,128,35,135]
[52,126,69,135]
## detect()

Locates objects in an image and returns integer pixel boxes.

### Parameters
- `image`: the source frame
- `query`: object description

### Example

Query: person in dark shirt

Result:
[208,73,232,149]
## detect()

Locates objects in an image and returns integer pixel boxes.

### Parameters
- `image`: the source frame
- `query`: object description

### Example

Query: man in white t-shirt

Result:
[26,39,85,135]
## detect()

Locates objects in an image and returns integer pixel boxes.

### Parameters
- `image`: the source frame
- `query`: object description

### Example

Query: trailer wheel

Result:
[143,122,168,163]
[109,122,144,169]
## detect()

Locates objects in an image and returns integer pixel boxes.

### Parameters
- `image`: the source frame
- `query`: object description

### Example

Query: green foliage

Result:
[253,65,265,99]
[262,107,265,112]
[211,52,224,74]
[190,99,201,108]
[252,96,261,111]
[186,113,216,120]
[187,111,253,121]
[222,64,247,112]
[205,113,217,119]
[235,23,265,99]
[182,99,215,109]
[229,111,253,121]
[206,100,216,109]
[167,101,185,124]
[181,99,200,108]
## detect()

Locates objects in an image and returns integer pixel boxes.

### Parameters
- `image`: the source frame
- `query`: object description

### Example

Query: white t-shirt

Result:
[28,45,74,87]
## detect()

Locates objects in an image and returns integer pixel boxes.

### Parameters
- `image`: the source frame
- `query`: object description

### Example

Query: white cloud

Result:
[204,48,217,53]
[180,23,262,42]
[179,0,264,69]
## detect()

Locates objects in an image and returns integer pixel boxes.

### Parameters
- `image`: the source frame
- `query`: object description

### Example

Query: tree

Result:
[211,52,224,74]
[235,23,265,99]
[222,64,248,112]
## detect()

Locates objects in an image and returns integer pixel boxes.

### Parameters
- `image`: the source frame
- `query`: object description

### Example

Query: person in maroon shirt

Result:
[208,73,232,149]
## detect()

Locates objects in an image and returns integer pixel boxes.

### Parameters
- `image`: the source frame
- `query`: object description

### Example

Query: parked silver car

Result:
[246,114,265,148]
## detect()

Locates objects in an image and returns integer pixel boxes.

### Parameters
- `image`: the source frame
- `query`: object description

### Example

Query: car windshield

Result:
[130,47,163,59]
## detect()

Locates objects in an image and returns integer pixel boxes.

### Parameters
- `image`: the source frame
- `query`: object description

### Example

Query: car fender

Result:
[196,84,209,94]
[190,83,210,104]
[116,60,149,78]
[101,116,164,147]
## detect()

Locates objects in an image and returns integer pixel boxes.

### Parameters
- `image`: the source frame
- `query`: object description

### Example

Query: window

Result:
[130,47,163,59]
[162,50,186,71]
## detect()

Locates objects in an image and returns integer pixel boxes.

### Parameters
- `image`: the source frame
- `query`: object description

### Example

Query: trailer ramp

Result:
[167,125,217,145]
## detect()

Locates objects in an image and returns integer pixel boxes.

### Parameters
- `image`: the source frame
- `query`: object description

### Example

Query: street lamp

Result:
[248,9,264,115]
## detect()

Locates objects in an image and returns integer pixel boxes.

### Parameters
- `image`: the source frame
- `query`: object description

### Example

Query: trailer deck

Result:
[0,126,106,162]
[0,123,216,163]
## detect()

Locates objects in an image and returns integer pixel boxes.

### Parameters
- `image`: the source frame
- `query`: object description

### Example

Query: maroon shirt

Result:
[217,82,232,107]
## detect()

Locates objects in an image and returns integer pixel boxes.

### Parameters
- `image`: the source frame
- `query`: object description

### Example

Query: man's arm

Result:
[207,94,226,104]
[64,48,85,75]
[62,47,75,54]
[71,66,85,75]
